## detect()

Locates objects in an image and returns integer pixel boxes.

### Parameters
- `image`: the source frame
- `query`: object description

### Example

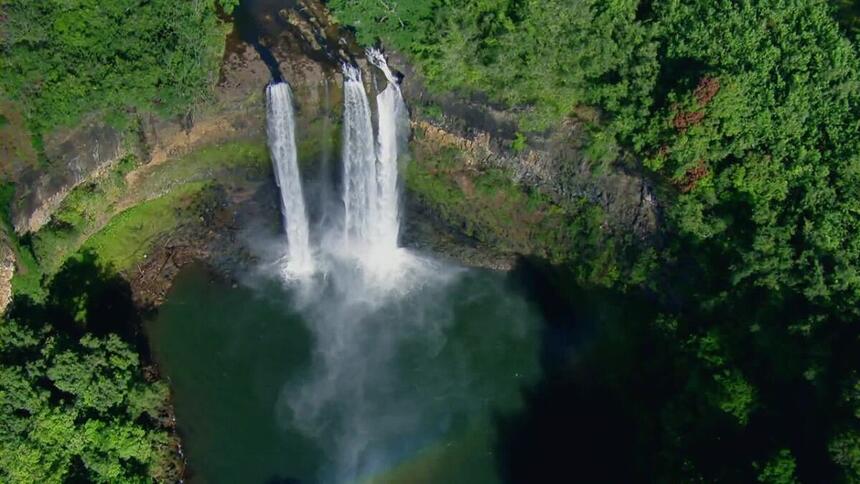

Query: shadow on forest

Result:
[6,249,150,357]
[493,257,846,483]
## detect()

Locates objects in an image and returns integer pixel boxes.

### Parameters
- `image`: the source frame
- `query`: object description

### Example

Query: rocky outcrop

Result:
[12,120,126,234]
[8,46,270,236]
[388,50,660,241]
[409,118,659,240]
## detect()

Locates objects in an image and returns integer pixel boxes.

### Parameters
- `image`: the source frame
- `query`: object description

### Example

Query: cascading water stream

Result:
[274,52,461,484]
[335,53,418,285]
[266,82,314,278]
[316,78,335,230]
[340,64,379,249]
[366,48,409,256]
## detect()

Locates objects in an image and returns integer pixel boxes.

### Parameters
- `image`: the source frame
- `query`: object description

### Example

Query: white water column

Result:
[366,48,408,255]
[266,82,314,277]
[340,64,379,247]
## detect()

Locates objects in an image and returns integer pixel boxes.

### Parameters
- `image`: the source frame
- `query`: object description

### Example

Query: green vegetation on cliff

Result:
[0,0,236,136]
[0,1,259,481]
[11,141,269,299]
[406,128,642,287]
[333,0,860,481]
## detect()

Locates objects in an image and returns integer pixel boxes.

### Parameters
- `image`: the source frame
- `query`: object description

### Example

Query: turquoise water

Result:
[146,262,545,483]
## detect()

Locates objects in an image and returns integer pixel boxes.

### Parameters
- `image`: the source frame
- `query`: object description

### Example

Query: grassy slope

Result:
[81,182,207,271]
[0,98,38,178]
[11,141,270,299]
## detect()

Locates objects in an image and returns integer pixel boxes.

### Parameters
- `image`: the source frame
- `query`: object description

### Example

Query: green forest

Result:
[1,253,175,482]
[330,0,860,482]
[1,0,860,481]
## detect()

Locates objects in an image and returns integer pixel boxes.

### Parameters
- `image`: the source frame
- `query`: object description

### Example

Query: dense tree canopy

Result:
[0,0,235,135]
[0,253,173,483]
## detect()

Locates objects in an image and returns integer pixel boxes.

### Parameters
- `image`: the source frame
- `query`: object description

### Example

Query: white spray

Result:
[279,52,463,483]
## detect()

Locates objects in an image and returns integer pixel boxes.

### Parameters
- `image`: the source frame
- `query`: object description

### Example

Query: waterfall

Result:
[367,48,409,255]
[340,64,379,247]
[266,82,314,277]
[339,52,408,249]
[263,52,409,282]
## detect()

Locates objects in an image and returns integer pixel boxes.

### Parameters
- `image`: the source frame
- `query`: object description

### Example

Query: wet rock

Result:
[219,43,272,103]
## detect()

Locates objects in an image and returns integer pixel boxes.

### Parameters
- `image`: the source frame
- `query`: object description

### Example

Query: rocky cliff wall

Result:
[387,50,660,242]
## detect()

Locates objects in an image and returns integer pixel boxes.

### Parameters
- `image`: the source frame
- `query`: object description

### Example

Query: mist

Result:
[261,50,461,481]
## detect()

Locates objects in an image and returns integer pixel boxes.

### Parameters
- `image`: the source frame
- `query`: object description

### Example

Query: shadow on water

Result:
[264,476,304,484]
[495,255,848,482]
[495,257,677,483]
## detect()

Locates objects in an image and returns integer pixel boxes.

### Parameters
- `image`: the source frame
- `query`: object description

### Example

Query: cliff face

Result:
[387,50,659,243]
[12,122,126,234]
[0,0,351,312]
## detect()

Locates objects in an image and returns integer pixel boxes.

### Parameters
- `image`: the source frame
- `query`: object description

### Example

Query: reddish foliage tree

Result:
[672,77,720,132]
[675,160,710,193]
[694,76,721,107]
[673,110,705,131]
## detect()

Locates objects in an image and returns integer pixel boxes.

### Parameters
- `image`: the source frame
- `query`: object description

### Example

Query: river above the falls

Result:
[146,261,546,483]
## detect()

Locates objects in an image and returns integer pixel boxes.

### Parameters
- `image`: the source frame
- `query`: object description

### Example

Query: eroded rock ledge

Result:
[389,49,660,242]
